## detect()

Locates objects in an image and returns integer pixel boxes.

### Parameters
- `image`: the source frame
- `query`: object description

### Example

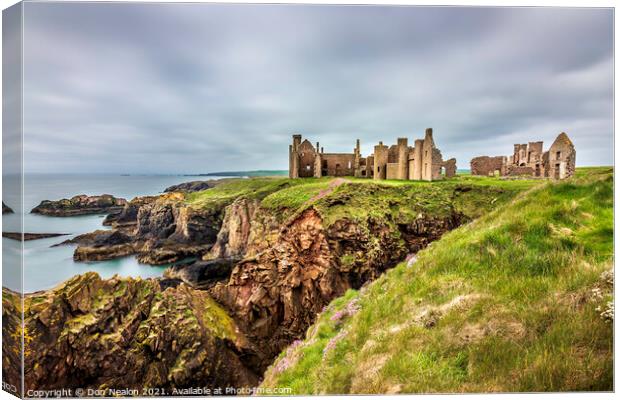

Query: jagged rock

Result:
[164,180,217,193]
[103,196,158,228]
[135,194,221,244]
[208,198,260,260]
[210,208,346,362]
[31,194,127,216]
[135,243,212,265]
[2,201,14,214]
[56,229,132,247]
[2,273,259,392]
[71,193,222,264]
[55,230,135,261]
[210,207,462,365]
[74,243,136,262]
[164,258,236,289]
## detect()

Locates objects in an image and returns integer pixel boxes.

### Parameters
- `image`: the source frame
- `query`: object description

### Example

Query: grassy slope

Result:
[185,174,538,226]
[261,167,614,393]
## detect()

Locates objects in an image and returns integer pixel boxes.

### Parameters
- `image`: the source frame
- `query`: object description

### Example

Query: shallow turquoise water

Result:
[2,174,226,292]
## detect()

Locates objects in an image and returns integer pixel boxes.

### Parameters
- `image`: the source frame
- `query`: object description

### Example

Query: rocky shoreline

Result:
[55,192,220,264]
[3,177,509,393]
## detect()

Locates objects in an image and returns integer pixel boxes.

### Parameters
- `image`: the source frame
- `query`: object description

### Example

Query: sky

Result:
[16,3,614,174]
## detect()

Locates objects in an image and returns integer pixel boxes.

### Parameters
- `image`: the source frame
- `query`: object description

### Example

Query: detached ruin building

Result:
[288,128,456,181]
[470,132,576,179]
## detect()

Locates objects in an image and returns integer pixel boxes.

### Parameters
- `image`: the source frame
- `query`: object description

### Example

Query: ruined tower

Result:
[470,131,576,180]
[289,134,302,178]
[421,128,435,181]
[410,139,423,180]
[373,142,388,180]
[314,141,322,178]
[397,137,408,180]
[354,139,362,178]
[545,132,576,179]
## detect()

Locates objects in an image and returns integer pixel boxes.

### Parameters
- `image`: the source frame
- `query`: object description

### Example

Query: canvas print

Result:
[1,1,614,397]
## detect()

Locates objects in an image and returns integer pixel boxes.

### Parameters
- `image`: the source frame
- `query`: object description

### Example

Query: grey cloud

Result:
[19,3,613,173]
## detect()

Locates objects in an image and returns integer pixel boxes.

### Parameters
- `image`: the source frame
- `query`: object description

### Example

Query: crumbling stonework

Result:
[470,156,506,176]
[442,158,457,178]
[289,128,456,181]
[546,133,577,179]
[469,132,576,180]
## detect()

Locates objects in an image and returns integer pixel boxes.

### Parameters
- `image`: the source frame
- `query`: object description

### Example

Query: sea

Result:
[2,174,229,293]
[2,170,472,293]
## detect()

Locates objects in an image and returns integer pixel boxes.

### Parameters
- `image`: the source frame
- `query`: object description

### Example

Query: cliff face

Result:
[210,205,462,363]
[71,193,224,265]
[260,169,614,394]
[7,177,531,393]
[208,198,261,260]
[2,273,258,393]
[135,194,221,244]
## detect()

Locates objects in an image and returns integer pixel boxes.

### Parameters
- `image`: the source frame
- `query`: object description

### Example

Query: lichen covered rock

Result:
[2,273,258,392]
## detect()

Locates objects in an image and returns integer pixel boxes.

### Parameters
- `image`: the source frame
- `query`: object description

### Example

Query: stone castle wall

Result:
[289,129,455,182]
[470,133,575,180]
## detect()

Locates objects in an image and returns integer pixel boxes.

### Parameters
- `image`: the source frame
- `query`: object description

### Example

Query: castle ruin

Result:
[470,132,576,179]
[289,128,456,181]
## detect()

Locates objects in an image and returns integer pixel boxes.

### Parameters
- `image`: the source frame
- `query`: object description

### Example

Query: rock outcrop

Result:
[2,273,259,393]
[164,180,218,193]
[31,195,127,217]
[24,178,474,388]
[210,206,462,364]
[3,232,69,241]
[164,258,236,289]
[70,193,223,265]
[135,194,220,244]
[102,196,158,228]
[208,198,261,260]
[2,201,14,214]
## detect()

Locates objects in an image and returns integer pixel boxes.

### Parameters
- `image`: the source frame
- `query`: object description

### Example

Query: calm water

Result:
[2,174,227,292]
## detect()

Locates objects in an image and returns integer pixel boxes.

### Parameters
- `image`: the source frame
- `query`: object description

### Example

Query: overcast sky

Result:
[21,3,613,174]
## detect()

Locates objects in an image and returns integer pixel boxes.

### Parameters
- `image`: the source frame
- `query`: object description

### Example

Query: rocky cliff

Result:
[209,204,461,363]
[8,177,530,393]
[67,193,222,265]
[260,168,614,393]
[2,273,259,393]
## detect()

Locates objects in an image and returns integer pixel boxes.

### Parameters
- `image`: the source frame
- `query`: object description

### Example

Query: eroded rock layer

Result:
[210,206,462,364]
[8,178,505,392]
[68,193,223,265]
[2,273,258,393]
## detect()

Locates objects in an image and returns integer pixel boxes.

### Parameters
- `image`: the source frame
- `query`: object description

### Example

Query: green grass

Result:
[261,179,333,212]
[260,167,613,393]
[185,174,538,225]
[185,177,301,211]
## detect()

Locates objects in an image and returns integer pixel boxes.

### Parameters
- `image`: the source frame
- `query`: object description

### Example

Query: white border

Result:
[0,2,616,400]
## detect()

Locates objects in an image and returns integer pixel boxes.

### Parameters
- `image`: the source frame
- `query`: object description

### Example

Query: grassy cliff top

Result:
[260,167,613,393]
[184,172,545,224]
